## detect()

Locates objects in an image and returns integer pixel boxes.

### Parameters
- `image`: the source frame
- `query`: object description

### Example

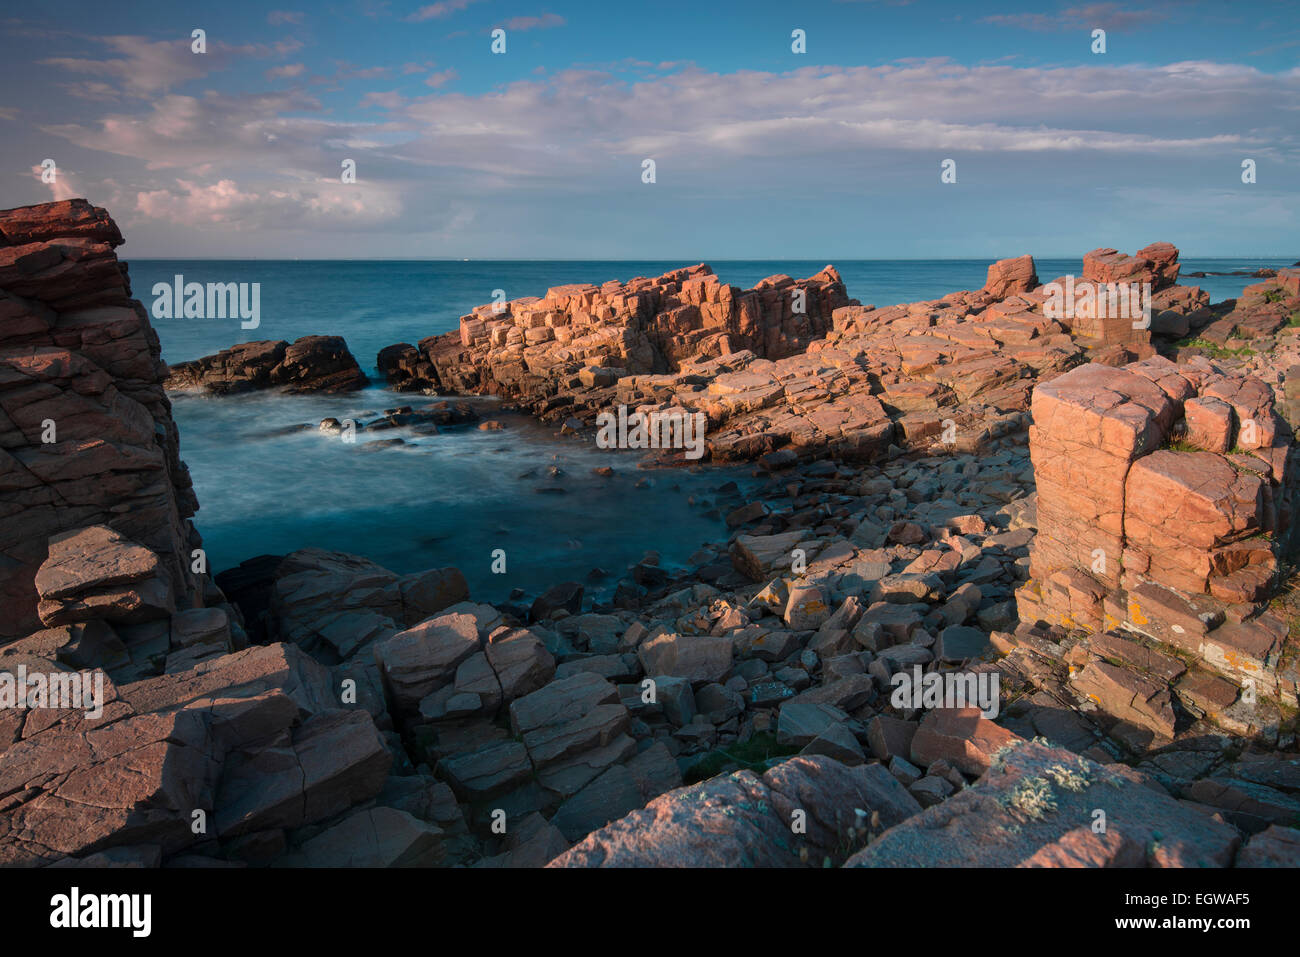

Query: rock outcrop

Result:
[1018,353,1300,708]
[379,264,851,397]
[0,199,201,639]
[0,642,396,865]
[376,246,1227,469]
[165,335,368,395]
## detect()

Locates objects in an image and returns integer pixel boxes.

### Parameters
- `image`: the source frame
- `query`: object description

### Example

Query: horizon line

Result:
[124,255,1299,263]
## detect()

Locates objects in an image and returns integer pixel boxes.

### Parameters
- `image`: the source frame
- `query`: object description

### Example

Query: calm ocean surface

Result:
[129,257,1290,603]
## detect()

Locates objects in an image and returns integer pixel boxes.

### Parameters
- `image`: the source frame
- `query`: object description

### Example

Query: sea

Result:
[129,257,1293,604]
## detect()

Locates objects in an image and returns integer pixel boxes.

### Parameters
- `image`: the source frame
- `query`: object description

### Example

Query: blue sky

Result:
[1,0,1297,258]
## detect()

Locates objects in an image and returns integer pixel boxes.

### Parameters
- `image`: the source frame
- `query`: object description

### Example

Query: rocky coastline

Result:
[2,199,1299,868]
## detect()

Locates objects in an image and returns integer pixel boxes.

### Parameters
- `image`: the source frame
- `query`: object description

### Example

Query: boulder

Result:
[373,612,480,712]
[983,255,1038,299]
[34,525,175,627]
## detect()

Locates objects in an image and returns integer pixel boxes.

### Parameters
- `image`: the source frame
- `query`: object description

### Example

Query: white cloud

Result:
[423,68,457,88]
[406,0,483,22]
[40,34,305,97]
[502,13,566,31]
[30,163,81,202]
[267,63,307,80]
[22,47,1300,254]
[134,177,402,227]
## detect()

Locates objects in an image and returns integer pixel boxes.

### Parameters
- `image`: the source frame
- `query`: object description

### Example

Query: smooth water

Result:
[131,257,1290,601]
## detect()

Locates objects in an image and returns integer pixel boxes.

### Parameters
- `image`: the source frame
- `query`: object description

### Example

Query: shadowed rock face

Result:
[164,335,368,395]
[0,199,200,639]
[0,643,391,866]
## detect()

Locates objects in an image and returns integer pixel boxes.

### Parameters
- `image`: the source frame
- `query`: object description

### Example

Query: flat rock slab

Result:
[548,756,920,868]
[910,707,1020,777]
[846,740,1239,867]
[1235,825,1300,867]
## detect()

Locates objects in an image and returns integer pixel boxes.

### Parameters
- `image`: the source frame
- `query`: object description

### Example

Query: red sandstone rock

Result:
[548,756,920,867]
[0,199,123,248]
[1136,242,1181,290]
[1023,350,1299,705]
[0,202,199,639]
[983,254,1038,299]
[910,706,1019,776]
[1184,395,1234,453]
[34,525,175,626]
[846,740,1239,867]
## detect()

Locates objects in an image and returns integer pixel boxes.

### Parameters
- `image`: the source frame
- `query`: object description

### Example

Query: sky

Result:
[1,0,1297,259]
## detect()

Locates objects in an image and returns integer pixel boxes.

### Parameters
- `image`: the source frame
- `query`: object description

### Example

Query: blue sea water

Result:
[129,257,1292,603]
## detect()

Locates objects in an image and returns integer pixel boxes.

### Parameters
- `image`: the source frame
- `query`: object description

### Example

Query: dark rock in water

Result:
[260,422,315,438]
[531,581,584,621]
[760,448,799,471]
[377,342,441,393]
[167,335,368,395]
[612,581,644,610]
[633,561,671,588]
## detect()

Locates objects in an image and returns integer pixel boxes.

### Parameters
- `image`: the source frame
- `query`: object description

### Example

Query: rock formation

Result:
[1018,354,1300,709]
[4,200,1299,869]
[0,199,201,639]
[376,245,1246,469]
[378,263,851,397]
[165,335,368,395]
